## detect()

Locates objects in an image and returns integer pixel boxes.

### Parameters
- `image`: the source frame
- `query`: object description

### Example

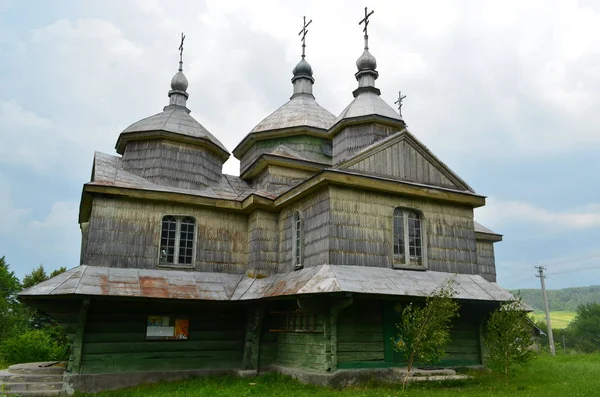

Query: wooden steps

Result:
[0,362,65,396]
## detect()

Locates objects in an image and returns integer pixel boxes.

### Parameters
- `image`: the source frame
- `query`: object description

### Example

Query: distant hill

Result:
[511,285,600,312]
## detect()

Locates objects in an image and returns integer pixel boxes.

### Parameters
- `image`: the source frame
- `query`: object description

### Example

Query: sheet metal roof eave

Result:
[233,125,331,159]
[19,265,514,305]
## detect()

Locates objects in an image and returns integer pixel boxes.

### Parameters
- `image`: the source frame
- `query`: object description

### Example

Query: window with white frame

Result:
[292,211,303,269]
[393,208,424,268]
[159,215,195,266]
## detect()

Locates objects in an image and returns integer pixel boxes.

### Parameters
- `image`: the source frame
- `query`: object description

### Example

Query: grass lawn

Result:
[531,311,576,328]
[76,354,599,397]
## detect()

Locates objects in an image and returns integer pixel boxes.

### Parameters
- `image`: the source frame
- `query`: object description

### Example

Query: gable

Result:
[337,131,474,192]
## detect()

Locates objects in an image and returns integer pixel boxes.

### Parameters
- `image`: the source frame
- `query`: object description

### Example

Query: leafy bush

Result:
[0,329,69,365]
[569,303,600,353]
[485,298,537,379]
[392,276,460,390]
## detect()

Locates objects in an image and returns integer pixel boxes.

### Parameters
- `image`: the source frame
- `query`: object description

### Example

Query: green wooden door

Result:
[382,301,406,365]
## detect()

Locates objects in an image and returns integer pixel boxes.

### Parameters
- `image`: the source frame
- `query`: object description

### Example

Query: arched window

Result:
[159,215,195,266]
[393,208,423,267]
[292,211,303,269]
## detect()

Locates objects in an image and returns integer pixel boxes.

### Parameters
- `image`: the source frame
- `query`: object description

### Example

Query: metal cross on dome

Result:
[359,7,374,49]
[395,90,407,118]
[178,32,186,71]
[299,16,312,58]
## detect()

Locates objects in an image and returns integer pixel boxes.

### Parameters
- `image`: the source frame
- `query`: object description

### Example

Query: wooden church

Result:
[20,10,512,393]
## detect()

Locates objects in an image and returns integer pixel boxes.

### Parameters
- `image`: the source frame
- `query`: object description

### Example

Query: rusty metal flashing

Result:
[19,264,514,303]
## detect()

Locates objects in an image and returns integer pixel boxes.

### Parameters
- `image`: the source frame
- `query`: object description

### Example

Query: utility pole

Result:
[535,265,555,355]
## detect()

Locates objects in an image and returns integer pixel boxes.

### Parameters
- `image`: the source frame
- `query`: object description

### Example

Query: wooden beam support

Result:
[243,306,265,370]
[71,299,90,374]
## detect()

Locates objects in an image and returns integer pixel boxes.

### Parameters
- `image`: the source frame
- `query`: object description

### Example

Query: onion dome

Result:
[356,49,377,71]
[115,40,229,161]
[292,58,313,78]
[170,70,188,92]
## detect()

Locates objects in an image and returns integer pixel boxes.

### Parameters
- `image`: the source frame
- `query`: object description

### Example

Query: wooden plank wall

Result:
[476,241,497,282]
[337,300,385,367]
[346,139,461,190]
[85,197,248,272]
[248,210,279,275]
[80,300,246,374]
[333,124,398,165]
[253,165,316,195]
[122,140,224,190]
[278,189,330,272]
[276,317,328,371]
[328,186,479,274]
[240,136,330,174]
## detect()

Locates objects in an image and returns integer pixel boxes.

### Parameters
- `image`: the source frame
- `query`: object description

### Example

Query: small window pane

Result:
[393,208,405,263]
[407,211,422,265]
[178,217,195,265]
[294,212,302,266]
[160,216,177,263]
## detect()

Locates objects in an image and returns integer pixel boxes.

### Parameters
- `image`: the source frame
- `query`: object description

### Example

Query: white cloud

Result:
[476,198,600,230]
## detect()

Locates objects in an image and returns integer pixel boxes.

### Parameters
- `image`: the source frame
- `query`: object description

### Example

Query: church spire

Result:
[166,33,190,111]
[291,16,315,99]
[354,7,380,98]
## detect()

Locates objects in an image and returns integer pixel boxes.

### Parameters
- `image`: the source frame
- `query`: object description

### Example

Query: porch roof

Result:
[18,265,513,303]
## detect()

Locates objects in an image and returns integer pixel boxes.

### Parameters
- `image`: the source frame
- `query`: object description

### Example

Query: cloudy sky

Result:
[1,0,599,290]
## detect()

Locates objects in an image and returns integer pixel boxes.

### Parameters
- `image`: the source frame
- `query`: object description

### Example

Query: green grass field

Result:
[530,311,576,329]
[75,354,600,397]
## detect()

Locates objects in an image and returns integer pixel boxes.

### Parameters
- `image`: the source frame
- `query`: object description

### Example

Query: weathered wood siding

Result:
[344,138,462,190]
[333,123,398,165]
[276,317,328,371]
[248,210,279,275]
[85,197,248,272]
[338,299,482,369]
[337,300,384,367]
[81,300,246,374]
[253,165,316,195]
[240,136,331,175]
[328,186,479,274]
[278,189,330,272]
[122,140,224,190]
[476,241,497,282]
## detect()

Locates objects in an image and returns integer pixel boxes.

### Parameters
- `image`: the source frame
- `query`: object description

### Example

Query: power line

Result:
[546,264,600,276]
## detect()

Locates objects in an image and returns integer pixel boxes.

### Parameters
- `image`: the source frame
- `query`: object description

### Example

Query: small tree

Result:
[484,298,536,380]
[568,302,600,353]
[392,277,460,390]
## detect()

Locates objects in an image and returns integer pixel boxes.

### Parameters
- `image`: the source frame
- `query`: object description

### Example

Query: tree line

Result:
[513,286,600,312]
[0,256,69,367]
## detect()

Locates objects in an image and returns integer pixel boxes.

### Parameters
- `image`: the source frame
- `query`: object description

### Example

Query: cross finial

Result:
[178,32,186,72]
[394,90,407,118]
[299,16,313,58]
[358,7,375,50]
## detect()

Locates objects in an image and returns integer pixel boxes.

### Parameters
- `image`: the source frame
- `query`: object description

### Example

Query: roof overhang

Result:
[78,183,276,223]
[116,130,230,162]
[233,126,329,160]
[79,166,487,224]
[328,114,406,138]
[475,231,503,243]
[276,170,487,208]
[241,153,329,180]
[19,264,515,303]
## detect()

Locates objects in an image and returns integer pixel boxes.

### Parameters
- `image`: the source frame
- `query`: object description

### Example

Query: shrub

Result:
[392,276,460,390]
[0,329,68,365]
[485,298,537,380]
